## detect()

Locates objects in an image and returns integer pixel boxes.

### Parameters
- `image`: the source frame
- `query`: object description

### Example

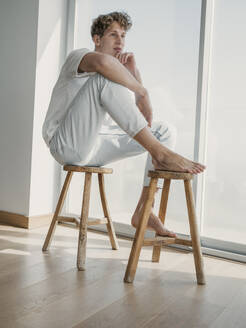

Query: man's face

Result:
[93,21,126,56]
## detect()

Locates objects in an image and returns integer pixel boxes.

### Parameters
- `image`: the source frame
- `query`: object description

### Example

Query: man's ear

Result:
[92,34,101,46]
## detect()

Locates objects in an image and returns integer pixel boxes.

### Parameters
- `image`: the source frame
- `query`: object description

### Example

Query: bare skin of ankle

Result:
[131,187,177,237]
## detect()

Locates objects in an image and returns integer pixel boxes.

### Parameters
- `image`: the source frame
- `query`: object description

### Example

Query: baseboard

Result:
[0,211,53,229]
[0,210,153,238]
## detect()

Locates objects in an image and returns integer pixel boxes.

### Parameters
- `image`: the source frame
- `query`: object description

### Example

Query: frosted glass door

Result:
[202,0,246,244]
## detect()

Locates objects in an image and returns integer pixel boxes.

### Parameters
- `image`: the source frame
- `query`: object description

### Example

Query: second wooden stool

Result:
[42,165,119,271]
[124,170,205,285]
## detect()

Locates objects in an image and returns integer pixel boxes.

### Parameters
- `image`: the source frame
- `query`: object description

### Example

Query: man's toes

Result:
[189,168,196,174]
[196,164,203,171]
[192,162,206,171]
[158,227,177,237]
[167,230,177,237]
[189,164,202,174]
[196,166,204,173]
[187,167,194,174]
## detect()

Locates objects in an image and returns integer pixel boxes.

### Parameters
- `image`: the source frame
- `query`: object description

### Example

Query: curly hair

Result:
[91,11,132,38]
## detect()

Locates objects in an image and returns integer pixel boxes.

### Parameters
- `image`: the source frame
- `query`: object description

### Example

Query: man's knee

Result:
[88,73,122,95]
[87,73,108,89]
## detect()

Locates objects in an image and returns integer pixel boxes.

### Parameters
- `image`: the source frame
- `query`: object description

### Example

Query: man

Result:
[42,11,206,237]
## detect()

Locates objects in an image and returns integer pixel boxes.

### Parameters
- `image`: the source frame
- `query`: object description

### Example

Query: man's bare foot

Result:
[131,211,177,237]
[153,149,206,175]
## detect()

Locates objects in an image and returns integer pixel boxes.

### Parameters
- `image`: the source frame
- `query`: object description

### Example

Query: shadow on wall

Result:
[30,0,68,216]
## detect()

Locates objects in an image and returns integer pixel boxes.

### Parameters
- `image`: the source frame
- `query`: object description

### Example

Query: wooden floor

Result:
[0,224,246,328]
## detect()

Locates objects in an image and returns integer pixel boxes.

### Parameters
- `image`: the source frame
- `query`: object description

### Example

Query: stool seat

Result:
[64,165,113,174]
[148,170,193,180]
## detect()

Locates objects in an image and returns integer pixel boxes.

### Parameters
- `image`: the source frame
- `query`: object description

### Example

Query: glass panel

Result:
[71,0,201,234]
[203,0,246,244]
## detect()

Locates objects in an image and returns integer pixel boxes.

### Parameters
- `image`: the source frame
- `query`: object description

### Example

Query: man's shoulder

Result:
[67,48,93,61]
[62,48,98,78]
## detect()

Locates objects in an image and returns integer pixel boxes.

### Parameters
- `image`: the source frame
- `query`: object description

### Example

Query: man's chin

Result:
[113,50,122,57]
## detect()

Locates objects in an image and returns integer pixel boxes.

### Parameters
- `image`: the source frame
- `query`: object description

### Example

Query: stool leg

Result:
[77,172,92,271]
[184,179,206,285]
[98,173,119,250]
[42,171,73,251]
[124,177,158,283]
[152,179,171,262]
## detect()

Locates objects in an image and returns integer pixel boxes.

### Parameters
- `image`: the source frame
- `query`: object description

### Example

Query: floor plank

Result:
[0,224,245,328]
[209,283,246,328]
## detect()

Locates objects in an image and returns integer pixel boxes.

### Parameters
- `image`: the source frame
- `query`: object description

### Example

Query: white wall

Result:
[29,0,68,216]
[0,0,68,217]
[203,0,246,244]
[0,0,39,215]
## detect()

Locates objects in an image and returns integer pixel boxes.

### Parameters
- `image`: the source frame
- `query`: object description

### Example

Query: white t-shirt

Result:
[42,48,117,147]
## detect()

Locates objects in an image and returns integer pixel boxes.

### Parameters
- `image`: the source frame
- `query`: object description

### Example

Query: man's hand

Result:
[114,52,137,76]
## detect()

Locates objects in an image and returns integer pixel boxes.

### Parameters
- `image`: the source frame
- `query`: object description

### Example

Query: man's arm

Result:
[132,68,153,124]
[115,52,153,127]
[78,52,147,98]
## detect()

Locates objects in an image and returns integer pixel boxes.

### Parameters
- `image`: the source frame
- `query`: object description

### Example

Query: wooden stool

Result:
[124,170,206,285]
[42,165,119,271]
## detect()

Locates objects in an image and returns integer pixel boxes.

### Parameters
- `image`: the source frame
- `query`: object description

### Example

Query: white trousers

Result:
[49,73,177,187]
